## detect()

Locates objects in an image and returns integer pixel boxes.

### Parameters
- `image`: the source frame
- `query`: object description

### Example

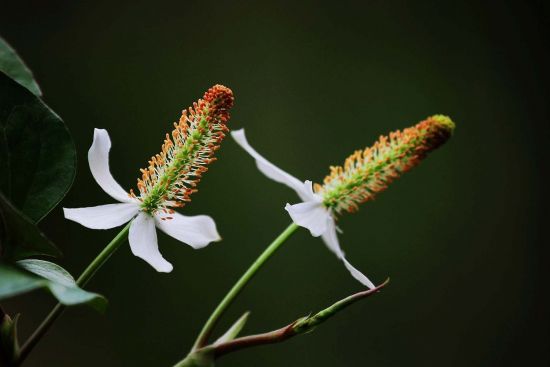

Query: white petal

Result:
[342,258,376,289]
[129,213,173,272]
[154,212,221,249]
[321,218,375,289]
[63,203,139,229]
[285,200,330,237]
[298,180,324,202]
[231,129,312,201]
[321,217,345,258]
[88,129,132,203]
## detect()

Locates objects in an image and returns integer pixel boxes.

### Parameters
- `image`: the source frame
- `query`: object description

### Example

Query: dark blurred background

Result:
[1,1,548,366]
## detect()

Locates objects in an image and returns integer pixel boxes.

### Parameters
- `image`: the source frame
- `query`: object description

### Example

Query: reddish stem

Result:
[212,279,389,358]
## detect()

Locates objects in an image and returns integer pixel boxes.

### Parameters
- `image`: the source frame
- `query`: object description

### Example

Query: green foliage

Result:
[0,191,61,259]
[0,260,107,312]
[0,72,76,223]
[0,37,41,96]
[0,36,73,261]
[0,307,20,366]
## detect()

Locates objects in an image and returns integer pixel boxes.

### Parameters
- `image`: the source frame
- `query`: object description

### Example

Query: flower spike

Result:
[135,85,234,215]
[318,115,455,214]
[231,115,454,288]
[64,85,233,272]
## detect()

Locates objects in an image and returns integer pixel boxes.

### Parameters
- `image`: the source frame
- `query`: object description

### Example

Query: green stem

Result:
[191,223,299,351]
[16,222,132,365]
[75,222,131,287]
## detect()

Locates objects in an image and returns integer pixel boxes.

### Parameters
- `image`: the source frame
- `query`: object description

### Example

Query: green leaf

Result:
[0,191,61,259]
[16,259,75,286]
[0,37,41,96]
[214,311,250,345]
[0,307,20,366]
[0,260,107,312]
[0,71,76,223]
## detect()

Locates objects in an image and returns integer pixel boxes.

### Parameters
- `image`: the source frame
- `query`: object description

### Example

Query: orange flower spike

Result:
[318,115,455,215]
[138,85,234,214]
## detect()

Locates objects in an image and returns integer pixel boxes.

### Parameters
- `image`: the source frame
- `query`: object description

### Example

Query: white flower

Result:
[63,129,221,273]
[231,129,375,289]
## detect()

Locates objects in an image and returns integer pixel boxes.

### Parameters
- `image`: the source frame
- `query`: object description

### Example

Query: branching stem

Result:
[191,223,299,351]
[16,222,132,365]
[212,279,389,358]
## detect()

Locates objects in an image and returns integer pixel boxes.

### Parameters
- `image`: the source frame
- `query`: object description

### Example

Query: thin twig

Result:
[213,278,389,358]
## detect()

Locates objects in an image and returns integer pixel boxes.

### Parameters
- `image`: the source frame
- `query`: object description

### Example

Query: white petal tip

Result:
[62,203,138,230]
[230,129,245,137]
[155,213,221,250]
[156,264,174,273]
[342,258,376,289]
[189,240,217,250]
[137,257,174,273]
[129,213,174,273]
[63,207,80,223]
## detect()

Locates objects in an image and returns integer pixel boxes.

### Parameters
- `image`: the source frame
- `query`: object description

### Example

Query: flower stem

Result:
[191,223,299,351]
[75,222,132,287]
[16,222,132,365]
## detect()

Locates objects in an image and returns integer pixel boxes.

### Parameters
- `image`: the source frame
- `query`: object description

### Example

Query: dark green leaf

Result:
[0,191,61,259]
[16,259,75,285]
[0,265,47,298]
[0,37,41,96]
[0,71,76,223]
[0,261,107,312]
[0,307,20,366]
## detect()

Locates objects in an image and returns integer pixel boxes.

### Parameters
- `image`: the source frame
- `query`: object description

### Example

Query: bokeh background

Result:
[1,1,547,366]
